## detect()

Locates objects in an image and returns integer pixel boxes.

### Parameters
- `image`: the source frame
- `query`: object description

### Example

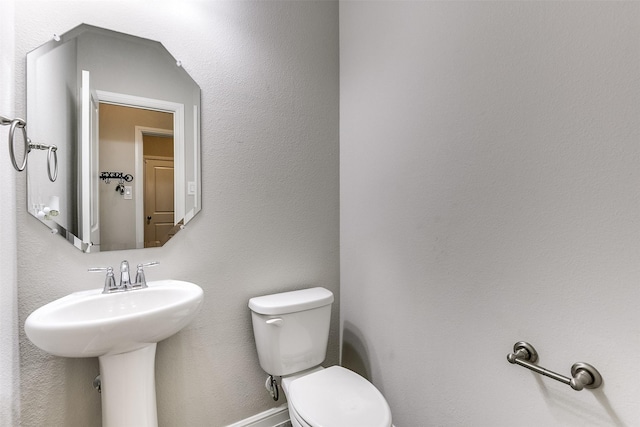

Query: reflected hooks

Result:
[100,171,133,182]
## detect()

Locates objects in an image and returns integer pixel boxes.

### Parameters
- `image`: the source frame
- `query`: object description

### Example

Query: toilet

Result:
[248,287,393,427]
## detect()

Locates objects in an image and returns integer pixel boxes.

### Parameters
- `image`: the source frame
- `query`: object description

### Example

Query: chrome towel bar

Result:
[1,115,58,181]
[507,341,602,391]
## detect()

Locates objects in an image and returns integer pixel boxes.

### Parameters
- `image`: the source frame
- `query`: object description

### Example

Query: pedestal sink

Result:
[24,279,203,427]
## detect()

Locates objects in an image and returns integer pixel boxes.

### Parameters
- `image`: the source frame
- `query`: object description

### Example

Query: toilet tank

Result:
[249,287,334,376]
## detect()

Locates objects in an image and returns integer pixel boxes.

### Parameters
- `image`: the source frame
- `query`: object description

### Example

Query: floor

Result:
[275,422,292,427]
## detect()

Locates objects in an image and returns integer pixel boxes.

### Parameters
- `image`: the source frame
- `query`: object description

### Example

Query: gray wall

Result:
[1,0,19,425]
[14,1,639,426]
[14,1,338,426]
[341,2,640,426]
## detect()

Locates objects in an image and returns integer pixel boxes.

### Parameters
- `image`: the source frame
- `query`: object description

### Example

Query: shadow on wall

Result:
[532,374,625,427]
[342,321,372,381]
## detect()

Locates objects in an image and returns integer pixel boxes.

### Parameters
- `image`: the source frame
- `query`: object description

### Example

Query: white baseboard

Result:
[225,403,290,427]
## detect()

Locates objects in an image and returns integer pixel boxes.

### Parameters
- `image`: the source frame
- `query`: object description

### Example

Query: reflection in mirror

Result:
[99,103,175,250]
[26,24,201,252]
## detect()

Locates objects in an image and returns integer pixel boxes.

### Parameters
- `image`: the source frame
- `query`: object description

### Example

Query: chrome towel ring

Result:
[7,117,28,171]
[1,114,58,182]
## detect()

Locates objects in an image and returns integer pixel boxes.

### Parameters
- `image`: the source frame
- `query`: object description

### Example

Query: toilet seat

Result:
[288,366,392,427]
[288,403,312,427]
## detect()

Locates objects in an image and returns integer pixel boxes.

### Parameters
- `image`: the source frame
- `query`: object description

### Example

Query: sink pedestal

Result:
[99,344,158,427]
[24,280,203,426]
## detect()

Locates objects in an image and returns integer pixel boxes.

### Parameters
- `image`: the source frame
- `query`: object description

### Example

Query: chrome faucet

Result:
[89,261,159,293]
[133,261,159,289]
[120,260,132,289]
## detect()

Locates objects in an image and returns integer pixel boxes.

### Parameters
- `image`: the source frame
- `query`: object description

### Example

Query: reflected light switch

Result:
[124,186,133,200]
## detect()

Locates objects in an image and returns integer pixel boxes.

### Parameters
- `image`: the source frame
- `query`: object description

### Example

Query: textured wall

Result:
[14,1,339,426]
[1,1,20,425]
[341,2,640,426]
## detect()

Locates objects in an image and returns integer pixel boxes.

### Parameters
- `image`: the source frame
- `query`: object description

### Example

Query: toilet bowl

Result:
[282,366,392,427]
[248,287,393,427]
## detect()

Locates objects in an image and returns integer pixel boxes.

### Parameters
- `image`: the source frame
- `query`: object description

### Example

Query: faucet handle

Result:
[134,261,159,288]
[139,261,159,268]
[88,266,117,293]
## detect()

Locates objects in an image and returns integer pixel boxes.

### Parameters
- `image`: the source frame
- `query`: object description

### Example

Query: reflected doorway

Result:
[98,103,174,251]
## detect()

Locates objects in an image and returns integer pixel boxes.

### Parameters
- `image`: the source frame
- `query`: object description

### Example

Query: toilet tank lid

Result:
[248,287,334,315]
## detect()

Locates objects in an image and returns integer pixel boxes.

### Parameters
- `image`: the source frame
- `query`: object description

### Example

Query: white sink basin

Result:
[25,279,203,358]
[24,279,203,427]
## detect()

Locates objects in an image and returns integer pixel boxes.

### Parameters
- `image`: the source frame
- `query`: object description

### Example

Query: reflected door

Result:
[81,70,101,252]
[144,158,174,247]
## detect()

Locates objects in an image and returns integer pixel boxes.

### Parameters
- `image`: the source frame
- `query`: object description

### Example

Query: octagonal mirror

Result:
[26,24,201,252]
